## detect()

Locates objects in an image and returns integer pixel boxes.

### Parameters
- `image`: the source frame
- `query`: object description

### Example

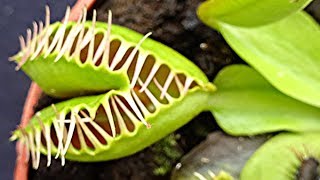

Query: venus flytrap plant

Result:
[194,1,320,178]
[10,2,320,178]
[10,6,215,169]
[241,132,320,179]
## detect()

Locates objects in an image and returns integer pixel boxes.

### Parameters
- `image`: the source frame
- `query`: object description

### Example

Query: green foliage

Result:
[210,65,320,135]
[198,0,320,108]
[219,12,320,108]
[198,1,320,178]
[197,0,312,28]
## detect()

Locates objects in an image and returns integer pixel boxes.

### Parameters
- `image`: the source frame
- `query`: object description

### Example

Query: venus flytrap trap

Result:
[10,7,129,98]
[10,6,216,169]
[12,6,210,99]
[241,132,320,180]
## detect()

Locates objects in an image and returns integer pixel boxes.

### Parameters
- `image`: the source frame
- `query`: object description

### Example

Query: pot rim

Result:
[13,0,96,179]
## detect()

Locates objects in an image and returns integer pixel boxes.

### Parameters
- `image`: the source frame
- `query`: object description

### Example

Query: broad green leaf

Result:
[209,65,320,135]
[219,12,320,108]
[197,0,312,28]
[241,132,320,180]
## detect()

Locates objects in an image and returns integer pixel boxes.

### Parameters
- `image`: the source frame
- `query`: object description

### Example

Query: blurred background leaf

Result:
[198,0,312,28]
[210,65,320,135]
[219,12,320,108]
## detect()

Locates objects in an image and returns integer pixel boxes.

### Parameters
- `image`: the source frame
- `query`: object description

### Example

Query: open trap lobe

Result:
[15,7,201,98]
[19,50,201,167]
[13,7,205,169]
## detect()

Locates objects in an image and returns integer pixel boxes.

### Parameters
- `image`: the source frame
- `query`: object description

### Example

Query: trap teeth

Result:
[146,123,152,129]
[9,134,18,141]
[10,4,210,167]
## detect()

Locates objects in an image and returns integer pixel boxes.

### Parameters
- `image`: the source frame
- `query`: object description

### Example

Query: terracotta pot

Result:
[13,0,96,179]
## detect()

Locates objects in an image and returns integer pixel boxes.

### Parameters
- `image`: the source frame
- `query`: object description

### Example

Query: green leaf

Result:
[219,12,320,108]
[197,0,312,28]
[209,65,320,135]
[241,132,320,179]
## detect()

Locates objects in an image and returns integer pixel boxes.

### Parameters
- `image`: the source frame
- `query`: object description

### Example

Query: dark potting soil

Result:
[28,0,320,180]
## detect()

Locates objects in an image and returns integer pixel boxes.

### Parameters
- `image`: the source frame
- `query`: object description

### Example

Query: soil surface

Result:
[28,0,320,180]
